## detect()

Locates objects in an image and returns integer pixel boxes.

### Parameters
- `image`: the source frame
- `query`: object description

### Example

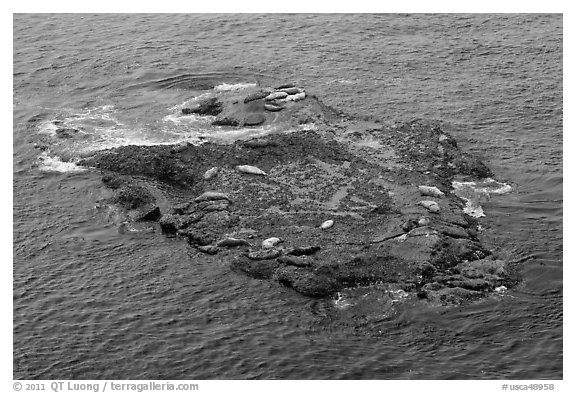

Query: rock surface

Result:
[79,82,519,306]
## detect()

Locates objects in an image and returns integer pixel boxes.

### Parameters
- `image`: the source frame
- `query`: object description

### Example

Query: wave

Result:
[37,152,86,173]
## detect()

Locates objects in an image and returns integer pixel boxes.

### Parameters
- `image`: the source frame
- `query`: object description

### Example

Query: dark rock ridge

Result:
[79,82,518,305]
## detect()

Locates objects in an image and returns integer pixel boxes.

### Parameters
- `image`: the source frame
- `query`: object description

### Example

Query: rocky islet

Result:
[78,81,520,305]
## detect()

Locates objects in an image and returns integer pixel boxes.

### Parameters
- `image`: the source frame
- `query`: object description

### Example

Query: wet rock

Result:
[278,255,312,267]
[274,266,340,298]
[287,246,321,256]
[246,249,281,260]
[197,245,219,255]
[236,165,266,176]
[55,127,80,139]
[244,113,266,126]
[170,141,191,153]
[243,91,269,103]
[194,191,230,203]
[402,219,418,232]
[182,97,223,116]
[212,117,240,126]
[453,155,493,178]
[159,214,184,234]
[215,238,252,248]
[182,230,214,247]
[231,256,280,279]
[136,205,161,222]
[418,200,440,213]
[262,237,283,249]
[203,167,219,180]
[419,185,445,197]
[320,219,334,229]
[242,138,277,148]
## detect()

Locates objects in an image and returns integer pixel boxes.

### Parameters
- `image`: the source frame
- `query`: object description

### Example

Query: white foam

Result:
[37,152,86,173]
[452,178,512,218]
[38,120,59,136]
[213,82,257,92]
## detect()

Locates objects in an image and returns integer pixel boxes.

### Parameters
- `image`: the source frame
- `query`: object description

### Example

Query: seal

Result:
[216,238,252,247]
[194,191,230,203]
[320,219,334,229]
[243,91,269,103]
[203,167,219,180]
[264,103,284,112]
[262,237,283,249]
[418,200,440,213]
[237,165,267,176]
[419,185,445,197]
[265,92,288,101]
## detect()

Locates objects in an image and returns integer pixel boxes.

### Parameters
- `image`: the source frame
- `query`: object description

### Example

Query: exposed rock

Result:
[246,249,282,260]
[242,138,277,148]
[212,117,240,126]
[278,255,312,267]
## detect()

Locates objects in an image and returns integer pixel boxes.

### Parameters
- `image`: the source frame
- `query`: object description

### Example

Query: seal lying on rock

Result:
[236,165,266,176]
[419,185,445,197]
[419,200,440,213]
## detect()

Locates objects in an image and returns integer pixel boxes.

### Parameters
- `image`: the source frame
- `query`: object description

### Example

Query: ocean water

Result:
[13,14,562,379]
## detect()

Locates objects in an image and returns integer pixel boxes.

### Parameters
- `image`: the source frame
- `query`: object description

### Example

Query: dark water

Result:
[13,14,562,379]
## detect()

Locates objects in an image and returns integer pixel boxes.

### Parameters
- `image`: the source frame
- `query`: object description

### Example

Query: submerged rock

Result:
[244,113,266,126]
